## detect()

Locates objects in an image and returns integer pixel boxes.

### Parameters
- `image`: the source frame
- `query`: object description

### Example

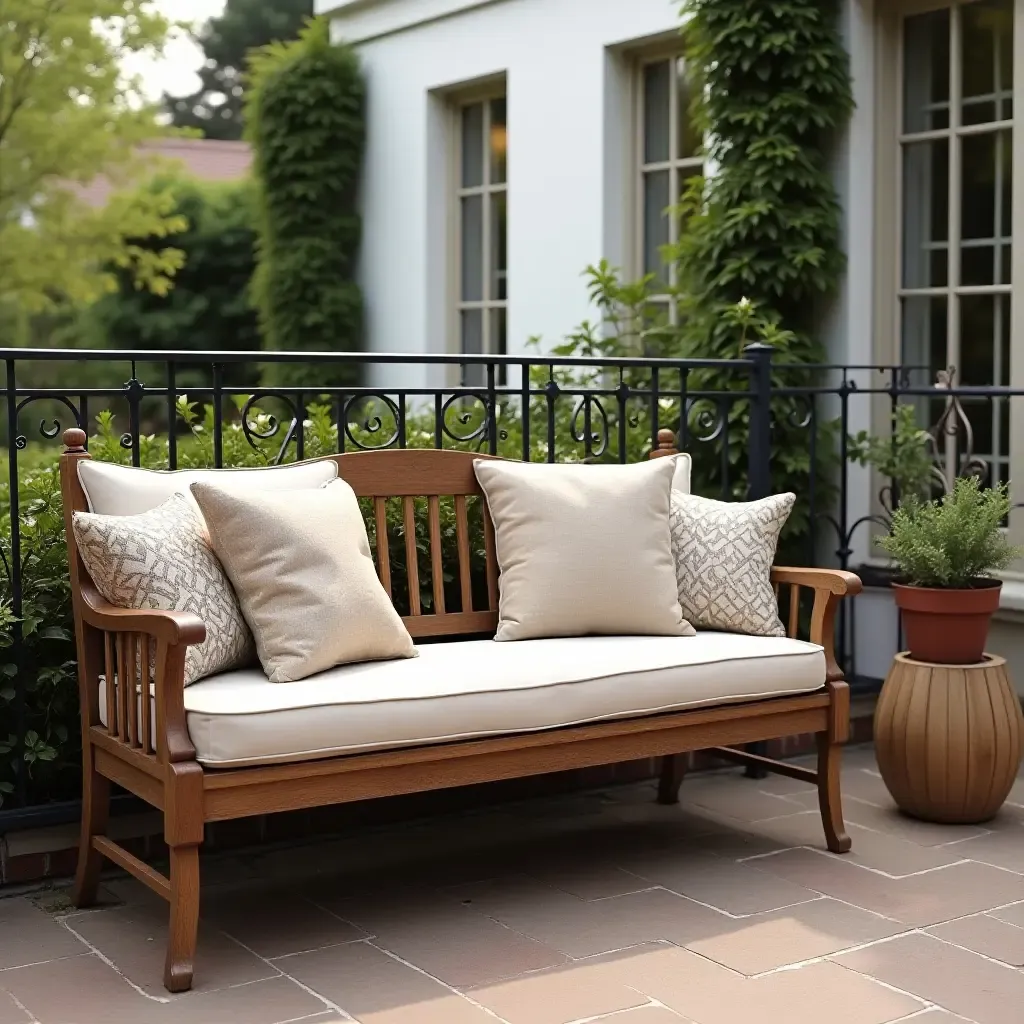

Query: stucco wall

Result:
[320,0,878,393]
[315,0,684,390]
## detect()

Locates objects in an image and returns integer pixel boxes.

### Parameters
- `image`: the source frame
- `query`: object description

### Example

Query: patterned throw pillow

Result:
[73,494,255,685]
[669,491,795,637]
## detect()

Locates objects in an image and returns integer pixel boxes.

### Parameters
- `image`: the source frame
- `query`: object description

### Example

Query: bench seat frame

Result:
[59,429,861,993]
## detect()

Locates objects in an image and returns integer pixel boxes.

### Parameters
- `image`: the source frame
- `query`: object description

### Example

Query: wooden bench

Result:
[59,427,861,993]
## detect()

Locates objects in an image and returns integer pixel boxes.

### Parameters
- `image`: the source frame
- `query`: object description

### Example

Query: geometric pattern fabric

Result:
[670,491,794,637]
[73,493,254,685]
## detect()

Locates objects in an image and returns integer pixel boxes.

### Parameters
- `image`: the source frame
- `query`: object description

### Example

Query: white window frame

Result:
[633,48,704,324]
[874,0,1024,549]
[450,85,508,384]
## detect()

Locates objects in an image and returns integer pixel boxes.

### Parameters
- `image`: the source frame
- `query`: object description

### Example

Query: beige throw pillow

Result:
[78,458,338,516]
[73,494,255,685]
[669,491,795,637]
[191,479,416,682]
[473,457,693,641]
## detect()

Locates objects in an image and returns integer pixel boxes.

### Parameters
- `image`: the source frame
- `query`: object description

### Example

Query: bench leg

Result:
[657,754,686,805]
[73,746,109,908]
[164,843,201,993]
[163,760,204,993]
[817,731,851,854]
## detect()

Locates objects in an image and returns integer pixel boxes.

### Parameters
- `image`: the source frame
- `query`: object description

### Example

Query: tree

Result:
[246,18,365,389]
[86,175,262,391]
[165,0,314,141]
[0,0,187,314]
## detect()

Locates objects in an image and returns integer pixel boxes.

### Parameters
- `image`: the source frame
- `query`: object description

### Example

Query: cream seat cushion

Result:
[99,633,826,768]
[77,458,338,516]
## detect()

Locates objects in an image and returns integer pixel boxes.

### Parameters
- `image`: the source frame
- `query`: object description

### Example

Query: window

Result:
[636,53,703,321]
[455,94,507,384]
[898,0,1017,486]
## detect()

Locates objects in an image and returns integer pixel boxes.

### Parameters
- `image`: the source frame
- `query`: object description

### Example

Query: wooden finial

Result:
[63,428,87,453]
[650,428,679,459]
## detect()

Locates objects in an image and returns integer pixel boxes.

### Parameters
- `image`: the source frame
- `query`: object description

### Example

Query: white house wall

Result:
[318,0,876,402]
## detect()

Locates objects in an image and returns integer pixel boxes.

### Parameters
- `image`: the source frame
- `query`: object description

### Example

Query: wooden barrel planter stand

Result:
[874,653,1023,824]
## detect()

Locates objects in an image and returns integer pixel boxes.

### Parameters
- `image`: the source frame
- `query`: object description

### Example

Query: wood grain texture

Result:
[875,653,1023,823]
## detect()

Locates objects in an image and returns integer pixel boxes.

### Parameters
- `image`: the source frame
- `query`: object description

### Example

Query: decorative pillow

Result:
[191,479,417,682]
[669,491,795,636]
[473,457,694,641]
[77,458,339,517]
[72,494,255,685]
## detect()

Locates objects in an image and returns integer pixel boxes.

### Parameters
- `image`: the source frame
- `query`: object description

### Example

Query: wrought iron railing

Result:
[0,345,1018,823]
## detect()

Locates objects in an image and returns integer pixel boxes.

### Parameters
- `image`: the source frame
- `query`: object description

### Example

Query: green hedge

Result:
[246,18,366,389]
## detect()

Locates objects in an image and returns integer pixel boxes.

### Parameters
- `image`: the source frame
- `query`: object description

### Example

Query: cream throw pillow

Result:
[191,479,416,682]
[78,458,338,516]
[473,457,693,641]
[73,494,255,685]
[669,491,795,637]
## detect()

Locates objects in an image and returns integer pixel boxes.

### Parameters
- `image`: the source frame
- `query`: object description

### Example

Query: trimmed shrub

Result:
[245,18,366,389]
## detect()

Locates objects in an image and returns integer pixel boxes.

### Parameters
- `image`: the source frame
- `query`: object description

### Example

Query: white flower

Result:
[737,296,753,312]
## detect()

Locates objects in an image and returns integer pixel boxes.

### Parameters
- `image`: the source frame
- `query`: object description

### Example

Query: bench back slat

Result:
[427,495,446,615]
[454,495,474,613]
[372,497,392,598]
[333,449,502,639]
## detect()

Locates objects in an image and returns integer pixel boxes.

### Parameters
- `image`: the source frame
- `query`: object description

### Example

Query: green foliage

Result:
[165,0,314,140]
[85,175,262,391]
[878,478,1022,589]
[673,0,853,342]
[656,0,853,546]
[0,0,188,311]
[246,18,365,389]
[848,405,934,509]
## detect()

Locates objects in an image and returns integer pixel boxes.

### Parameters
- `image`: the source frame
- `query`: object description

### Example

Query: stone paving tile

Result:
[835,932,1024,1024]
[203,887,368,959]
[67,900,278,997]
[465,958,649,1024]
[0,990,31,1024]
[939,825,1024,874]
[684,806,967,873]
[0,898,88,970]
[9,744,1024,1023]
[927,913,1024,966]
[623,845,819,915]
[315,887,568,987]
[150,976,332,1024]
[684,896,904,975]
[991,900,1024,928]
[451,875,734,958]
[596,943,924,1024]
[753,848,1024,926]
[676,774,807,822]
[0,952,162,1024]
[281,940,501,1023]
[598,1009,692,1022]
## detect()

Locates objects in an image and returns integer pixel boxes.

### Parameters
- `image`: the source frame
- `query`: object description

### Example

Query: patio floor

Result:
[2,744,1024,1024]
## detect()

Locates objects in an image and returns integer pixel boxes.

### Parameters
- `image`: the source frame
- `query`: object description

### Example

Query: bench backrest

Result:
[334,449,501,639]
[58,433,503,643]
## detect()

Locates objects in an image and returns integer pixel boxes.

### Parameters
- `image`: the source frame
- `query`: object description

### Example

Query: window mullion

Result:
[482,100,493,357]
[942,2,963,490]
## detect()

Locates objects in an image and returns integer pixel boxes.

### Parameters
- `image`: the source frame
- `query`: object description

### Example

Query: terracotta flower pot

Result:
[892,581,1002,665]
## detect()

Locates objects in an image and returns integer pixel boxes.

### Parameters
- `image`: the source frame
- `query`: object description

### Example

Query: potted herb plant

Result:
[874,476,1024,824]
[878,476,1021,664]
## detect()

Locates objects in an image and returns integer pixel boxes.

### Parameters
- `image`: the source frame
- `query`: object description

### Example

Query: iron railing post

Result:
[743,342,774,778]
[744,343,774,501]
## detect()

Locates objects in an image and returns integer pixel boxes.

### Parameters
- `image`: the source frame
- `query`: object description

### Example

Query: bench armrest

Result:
[771,566,862,682]
[80,582,207,647]
[78,582,205,763]
[770,567,863,598]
